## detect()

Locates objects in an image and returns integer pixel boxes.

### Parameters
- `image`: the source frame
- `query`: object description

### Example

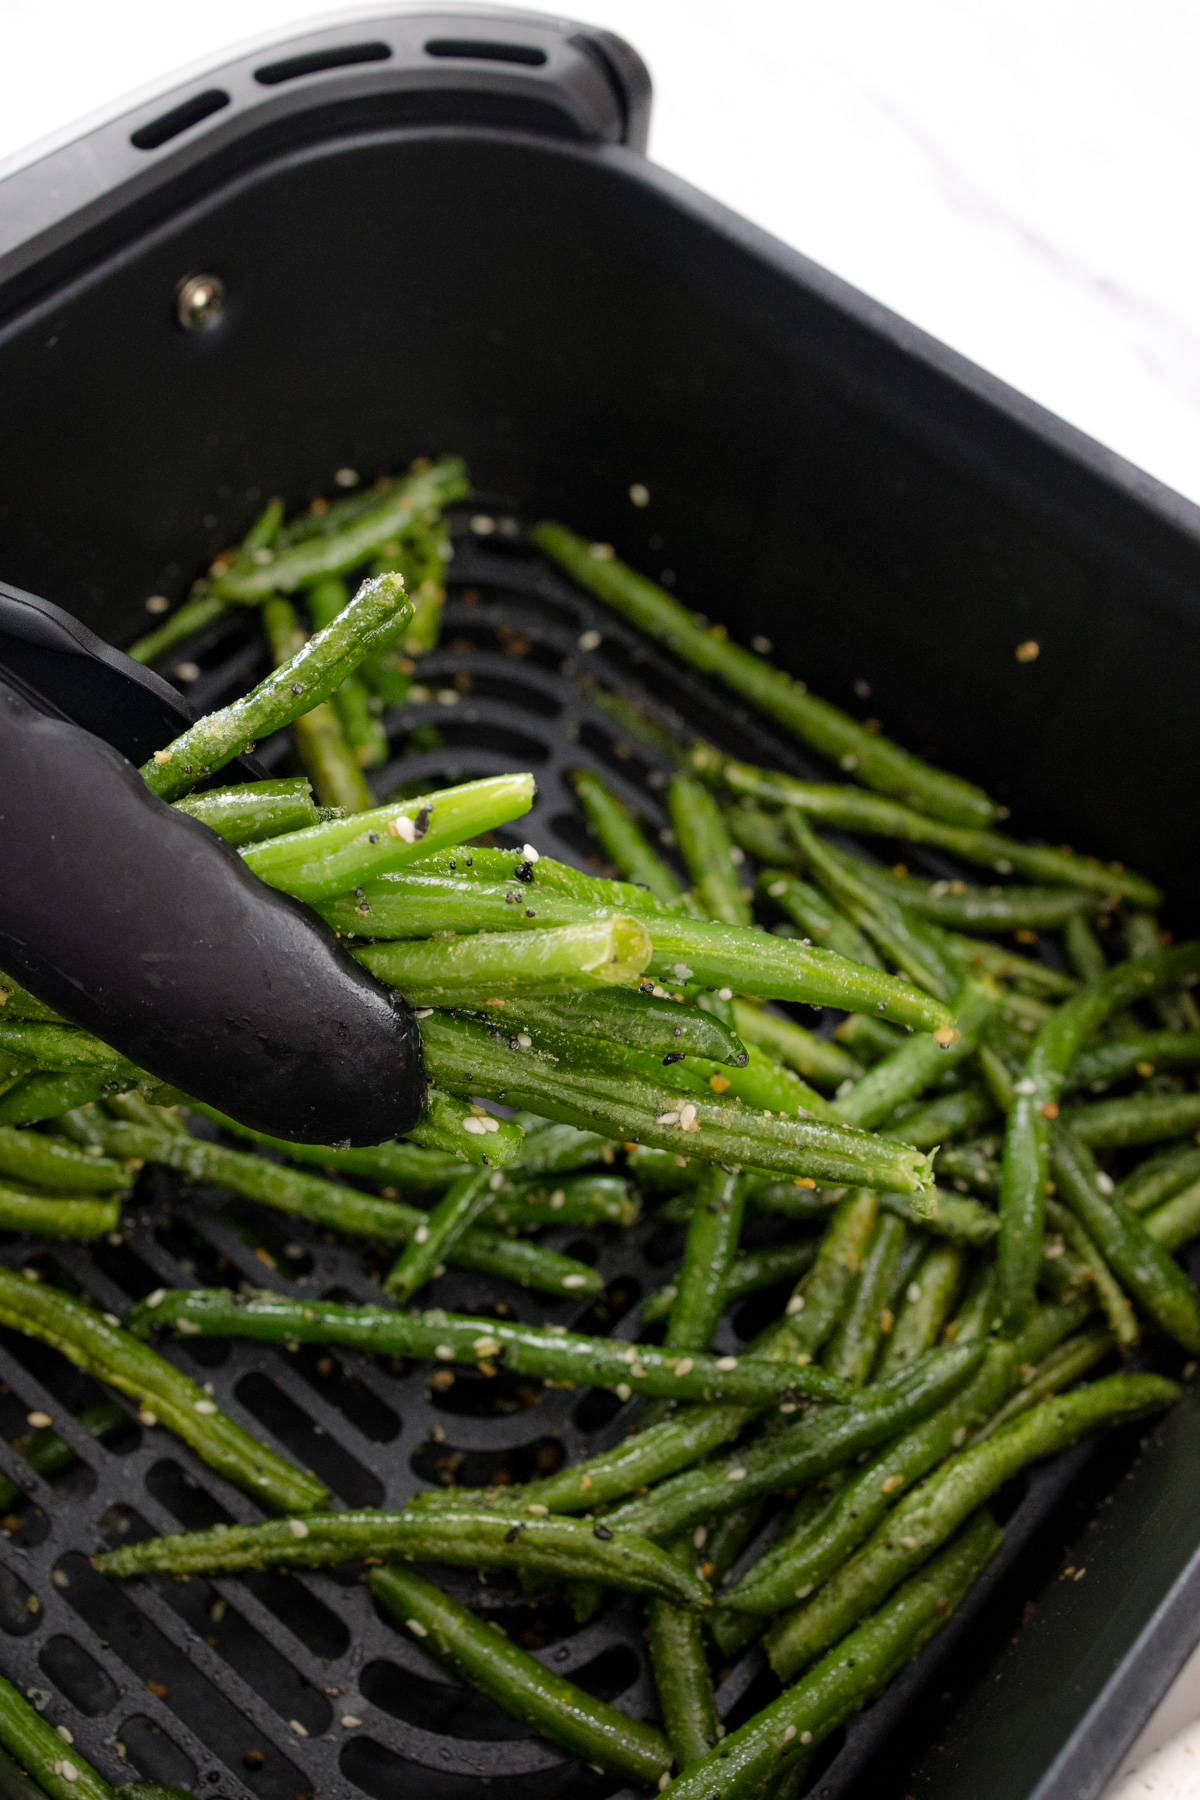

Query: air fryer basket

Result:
[3,11,1200,1799]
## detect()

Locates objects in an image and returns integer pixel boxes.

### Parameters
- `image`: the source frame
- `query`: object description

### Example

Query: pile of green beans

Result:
[0,474,1194,1797]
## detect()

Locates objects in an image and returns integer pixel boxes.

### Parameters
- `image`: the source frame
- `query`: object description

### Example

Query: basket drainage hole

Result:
[119,1715,197,1790]
[0,1563,40,1635]
[410,1433,563,1491]
[424,37,548,66]
[568,1642,640,1703]
[145,1458,233,1533]
[361,1657,533,1741]
[255,41,391,85]
[235,1372,383,1506]
[38,1634,119,1716]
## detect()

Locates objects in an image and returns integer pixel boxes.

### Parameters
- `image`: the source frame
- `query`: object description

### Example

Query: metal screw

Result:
[176,273,225,332]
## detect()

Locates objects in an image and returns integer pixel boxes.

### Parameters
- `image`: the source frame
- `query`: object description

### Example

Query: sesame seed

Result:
[715,1356,738,1372]
[674,1358,694,1376]
[801,1731,813,1745]
[26,1412,51,1430]
[526,1503,548,1516]
[414,1007,434,1018]
[387,814,417,842]
[562,1274,589,1289]
[786,1295,805,1315]
[783,1725,796,1742]
[406,1618,428,1636]
[289,1519,310,1538]
[137,1410,157,1427]
[615,1383,632,1401]
[473,1337,501,1356]
[193,1400,217,1414]
[146,594,170,613]
[434,1345,455,1359]
[718,987,733,1001]
[907,1283,922,1303]
[725,1467,747,1482]
[899,1536,919,1550]
[1015,639,1040,662]
[462,1117,488,1135]
[146,1288,166,1308]
[341,1715,363,1728]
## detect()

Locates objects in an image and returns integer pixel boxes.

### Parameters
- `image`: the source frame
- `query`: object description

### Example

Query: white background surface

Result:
[2,0,1200,1789]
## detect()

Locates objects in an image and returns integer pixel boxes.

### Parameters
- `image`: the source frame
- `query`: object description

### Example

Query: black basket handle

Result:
[0,7,651,308]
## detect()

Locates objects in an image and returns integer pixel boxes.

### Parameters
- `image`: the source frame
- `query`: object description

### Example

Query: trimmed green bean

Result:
[484,1172,635,1231]
[822,1212,909,1388]
[1051,1123,1200,1350]
[262,595,375,812]
[936,1138,1001,1197]
[241,773,535,903]
[141,573,409,799]
[128,1288,846,1405]
[664,1165,746,1353]
[0,1268,323,1512]
[419,1012,937,1193]
[1065,1031,1200,1093]
[127,592,228,669]
[1117,1143,1200,1212]
[0,1071,111,1127]
[879,1189,998,1248]
[0,1020,138,1081]
[765,1371,1175,1679]
[998,944,1200,1331]
[322,872,603,939]
[669,773,752,925]
[307,575,389,768]
[835,865,1096,932]
[949,935,1078,999]
[1067,1090,1200,1149]
[495,989,746,1065]
[172,777,318,846]
[970,1328,1114,1443]
[726,802,801,866]
[190,1105,469,1187]
[0,1187,120,1238]
[1064,913,1109,983]
[0,1127,128,1192]
[699,750,1160,907]
[404,1088,525,1166]
[0,1398,130,1511]
[642,1240,821,1323]
[510,1120,614,1174]
[757,869,883,967]
[733,1000,863,1089]
[358,916,652,1002]
[1145,1181,1200,1252]
[881,1085,996,1150]
[385,1168,496,1300]
[95,1502,707,1606]
[647,1538,721,1768]
[370,1564,672,1789]
[1126,913,1200,1032]
[724,1301,1086,1615]
[212,459,467,600]
[876,1243,967,1380]
[533,523,1000,828]
[275,479,402,549]
[511,1405,755,1515]
[835,1011,907,1064]
[950,1262,1000,1339]
[572,768,695,908]
[834,980,996,1131]
[667,1513,1001,1800]
[1043,1198,1138,1348]
[605,1340,985,1542]
[0,1671,118,1800]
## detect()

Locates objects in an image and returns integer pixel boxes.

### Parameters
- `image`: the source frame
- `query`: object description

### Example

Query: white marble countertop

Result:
[1,1,1198,1791]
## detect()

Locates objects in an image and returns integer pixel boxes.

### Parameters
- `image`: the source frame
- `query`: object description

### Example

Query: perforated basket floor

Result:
[0,519,1145,1800]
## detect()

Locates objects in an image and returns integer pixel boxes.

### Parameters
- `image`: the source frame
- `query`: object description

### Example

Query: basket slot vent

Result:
[424,39,548,67]
[254,43,391,87]
[130,90,230,151]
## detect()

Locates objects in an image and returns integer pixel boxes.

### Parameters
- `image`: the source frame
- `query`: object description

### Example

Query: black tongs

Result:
[0,580,422,1145]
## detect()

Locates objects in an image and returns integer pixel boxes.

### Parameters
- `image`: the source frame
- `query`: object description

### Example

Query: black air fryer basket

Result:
[2,10,1200,1799]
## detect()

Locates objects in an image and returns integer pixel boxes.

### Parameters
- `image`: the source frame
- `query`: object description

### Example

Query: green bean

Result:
[936,1138,1001,1197]
[948,935,1078,999]
[1064,913,1109,983]
[385,1168,497,1300]
[532,523,1000,829]
[370,1564,672,1789]
[190,1105,469,1187]
[1067,1090,1200,1148]
[1043,1198,1138,1348]
[0,1670,119,1800]
[510,1405,756,1515]
[664,1165,747,1353]
[876,1243,967,1380]
[321,872,602,939]
[497,990,746,1065]
[970,1328,1114,1443]
[698,750,1160,906]
[881,1085,996,1150]
[0,1268,323,1512]
[726,801,800,865]
[485,1172,635,1231]
[212,459,467,600]
[832,865,1096,932]
[0,1187,120,1237]
[0,975,63,1022]
[0,1071,111,1127]
[141,572,409,799]
[1117,1143,1200,1212]
[89,1120,595,1295]
[1125,914,1200,1031]
[404,1088,526,1166]
[667,1512,1002,1800]
[510,1120,615,1174]
[261,595,374,811]
[1144,1181,1200,1252]
[629,1145,699,1194]
[95,1502,707,1608]
[642,1240,821,1323]
[647,1538,721,1768]
[757,870,884,966]
[360,917,653,1003]
[0,1020,138,1081]
[241,773,535,903]
[705,1502,772,1659]
[733,1001,863,1089]
[822,1213,909,1388]
[129,1288,845,1406]
[879,1189,998,1248]
[419,1012,937,1193]
[669,773,752,925]
[275,479,401,549]
[767,1371,1174,1680]
[998,944,1200,1331]
[724,1301,1085,1615]
[835,1011,907,1064]
[605,1340,985,1542]
[950,1262,1000,1339]
[788,813,959,1000]
[1065,1031,1200,1093]
[172,777,318,845]
[834,981,996,1131]
[773,1189,880,1367]
[1050,1123,1200,1350]
[0,1127,127,1192]
[572,768,695,908]
[0,1398,129,1513]
[127,592,228,669]
[307,575,389,767]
